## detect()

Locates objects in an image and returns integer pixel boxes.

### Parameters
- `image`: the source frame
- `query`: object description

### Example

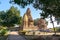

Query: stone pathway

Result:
[7,31,26,40]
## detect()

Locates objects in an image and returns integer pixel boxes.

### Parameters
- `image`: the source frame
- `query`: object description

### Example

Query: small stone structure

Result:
[38,18,47,30]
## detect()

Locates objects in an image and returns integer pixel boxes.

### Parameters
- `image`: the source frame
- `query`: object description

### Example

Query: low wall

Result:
[25,31,60,35]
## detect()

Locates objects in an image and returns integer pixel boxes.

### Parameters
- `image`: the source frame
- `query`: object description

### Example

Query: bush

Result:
[18,30,27,35]
[0,27,8,36]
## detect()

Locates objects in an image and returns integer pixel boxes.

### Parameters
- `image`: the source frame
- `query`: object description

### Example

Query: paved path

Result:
[7,31,26,40]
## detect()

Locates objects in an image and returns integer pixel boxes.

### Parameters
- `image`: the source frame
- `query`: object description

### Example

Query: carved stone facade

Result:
[23,8,47,31]
[38,18,47,30]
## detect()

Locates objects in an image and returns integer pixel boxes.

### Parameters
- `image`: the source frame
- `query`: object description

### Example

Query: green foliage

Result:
[55,17,60,24]
[57,27,60,32]
[34,18,40,26]
[0,11,6,26]
[10,0,34,8]
[10,0,60,17]
[49,27,60,32]
[18,30,27,35]
[34,18,48,26]
[0,6,22,27]
[0,27,8,36]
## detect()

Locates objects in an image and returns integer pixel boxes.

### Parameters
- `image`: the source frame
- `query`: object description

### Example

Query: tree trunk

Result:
[50,15,56,35]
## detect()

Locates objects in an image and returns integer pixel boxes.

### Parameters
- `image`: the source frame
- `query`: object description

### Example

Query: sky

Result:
[0,0,41,19]
[0,0,60,28]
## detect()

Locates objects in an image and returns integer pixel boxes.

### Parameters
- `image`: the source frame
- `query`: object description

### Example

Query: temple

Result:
[23,8,47,31]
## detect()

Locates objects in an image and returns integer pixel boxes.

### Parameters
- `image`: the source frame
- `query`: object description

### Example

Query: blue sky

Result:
[0,0,60,28]
[0,0,42,19]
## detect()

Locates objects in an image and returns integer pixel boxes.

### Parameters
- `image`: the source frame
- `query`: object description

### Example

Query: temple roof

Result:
[26,8,33,22]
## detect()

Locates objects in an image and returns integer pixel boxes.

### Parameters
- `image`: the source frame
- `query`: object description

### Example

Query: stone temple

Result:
[38,18,47,30]
[23,8,47,31]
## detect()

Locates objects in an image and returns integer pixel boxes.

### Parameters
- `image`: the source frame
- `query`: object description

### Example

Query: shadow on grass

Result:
[22,35,60,40]
[0,36,8,40]
[6,34,26,40]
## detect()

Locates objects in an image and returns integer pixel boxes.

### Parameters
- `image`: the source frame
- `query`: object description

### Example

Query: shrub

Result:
[18,30,27,35]
[0,27,8,36]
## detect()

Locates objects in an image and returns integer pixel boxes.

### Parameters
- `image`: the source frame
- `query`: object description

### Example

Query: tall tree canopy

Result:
[10,0,34,8]
[0,6,22,27]
[34,18,40,26]
[10,0,60,18]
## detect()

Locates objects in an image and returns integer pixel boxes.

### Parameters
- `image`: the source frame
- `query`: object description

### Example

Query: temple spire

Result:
[26,8,31,14]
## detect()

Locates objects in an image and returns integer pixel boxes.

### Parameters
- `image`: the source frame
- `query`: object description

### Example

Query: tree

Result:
[57,28,60,32]
[50,27,60,32]
[34,18,48,26]
[0,11,6,26]
[0,6,22,27]
[34,18,40,26]
[55,17,60,24]
[10,0,60,20]
[10,0,34,8]
[10,0,60,17]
